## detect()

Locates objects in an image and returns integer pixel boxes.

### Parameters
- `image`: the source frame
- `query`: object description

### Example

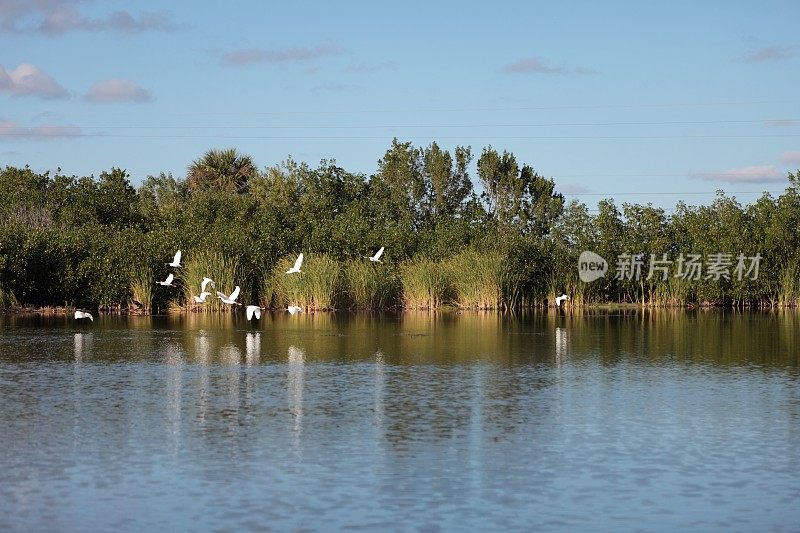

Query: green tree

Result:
[186,148,257,194]
[476,147,563,236]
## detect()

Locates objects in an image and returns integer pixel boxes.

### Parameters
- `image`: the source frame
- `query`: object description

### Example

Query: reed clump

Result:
[777,264,799,307]
[0,283,19,310]
[547,271,590,308]
[342,259,400,309]
[128,265,154,313]
[179,251,245,313]
[400,257,452,309]
[447,249,505,309]
[271,253,342,310]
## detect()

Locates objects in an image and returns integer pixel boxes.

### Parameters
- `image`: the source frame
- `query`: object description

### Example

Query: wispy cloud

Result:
[0,63,68,99]
[344,61,396,74]
[780,151,800,165]
[0,118,82,140]
[559,183,590,194]
[221,44,341,66]
[691,165,786,184]
[0,0,176,34]
[501,56,593,75]
[311,83,359,94]
[764,119,800,128]
[742,45,799,63]
[83,79,151,103]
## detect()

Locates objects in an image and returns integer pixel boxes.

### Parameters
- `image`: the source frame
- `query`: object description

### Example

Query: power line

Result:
[153,99,800,116]
[3,133,799,140]
[16,118,800,129]
[564,190,785,196]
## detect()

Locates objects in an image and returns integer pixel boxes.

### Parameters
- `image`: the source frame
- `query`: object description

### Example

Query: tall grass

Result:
[0,283,19,310]
[179,251,245,313]
[447,249,505,309]
[778,264,799,307]
[400,257,452,309]
[666,276,692,307]
[271,253,342,310]
[129,265,154,313]
[547,272,588,308]
[343,259,399,309]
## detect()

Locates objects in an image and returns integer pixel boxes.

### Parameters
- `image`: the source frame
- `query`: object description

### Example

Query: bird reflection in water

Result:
[73,332,92,363]
[194,332,211,365]
[288,345,305,439]
[374,350,385,430]
[194,332,212,424]
[163,343,185,455]
[219,345,242,417]
[245,332,261,366]
[555,326,568,365]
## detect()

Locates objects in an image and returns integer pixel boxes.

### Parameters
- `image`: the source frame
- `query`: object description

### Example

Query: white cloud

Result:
[0,63,68,99]
[345,61,396,74]
[763,119,800,128]
[691,165,786,184]
[0,1,175,34]
[0,118,82,140]
[559,183,590,194]
[743,45,799,63]
[83,79,151,103]
[221,44,341,66]
[501,56,594,75]
[780,151,800,165]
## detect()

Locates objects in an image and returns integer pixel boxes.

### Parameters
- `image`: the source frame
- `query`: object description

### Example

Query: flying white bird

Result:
[245,305,262,321]
[168,250,182,268]
[158,273,175,287]
[555,294,570,307]
[287,305,303,315]
[200,277,215,293]
[286,253,304,274]
[193,291,212,303]
[217,286,241,305]
[74,310,93,321]
[366,246,385,263]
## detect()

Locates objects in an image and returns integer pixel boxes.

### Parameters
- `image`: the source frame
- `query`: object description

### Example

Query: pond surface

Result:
[1,311,799,531]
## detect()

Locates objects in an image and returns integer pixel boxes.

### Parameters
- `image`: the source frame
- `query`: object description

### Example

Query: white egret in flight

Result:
[287,305,303,315]
[200,277,215,293]
[168,250,182,268]
[217,286,241,305]
[555,294,570,307]
[193,292,212,303]
[158,273,175,287]
[74,310,93,321]
[246,305,262,321]
[366,246,385,263]
[286,253,304,274]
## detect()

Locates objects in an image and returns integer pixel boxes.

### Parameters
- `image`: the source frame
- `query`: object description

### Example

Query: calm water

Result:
[1,311,799,531]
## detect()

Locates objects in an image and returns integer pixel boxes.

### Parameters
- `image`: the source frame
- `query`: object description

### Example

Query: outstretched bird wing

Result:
[293,253,304,270]
[165,273,174,284]
[246,305,257,320]
[172,250,181,265]
[374,247,384,260]
[229,286,240,301]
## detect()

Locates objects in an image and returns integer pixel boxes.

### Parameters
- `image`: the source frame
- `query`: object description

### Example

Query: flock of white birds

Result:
[72,246,572,322]
[74,247,387,323]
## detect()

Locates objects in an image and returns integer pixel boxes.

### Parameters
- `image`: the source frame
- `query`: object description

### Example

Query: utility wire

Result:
[13,118,799,129]
[2,133,799,139]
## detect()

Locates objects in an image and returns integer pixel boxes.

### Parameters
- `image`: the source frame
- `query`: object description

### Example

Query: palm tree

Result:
[186,148,257,194]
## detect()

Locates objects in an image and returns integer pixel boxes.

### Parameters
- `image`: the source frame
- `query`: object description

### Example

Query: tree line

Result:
[1,140,798,311]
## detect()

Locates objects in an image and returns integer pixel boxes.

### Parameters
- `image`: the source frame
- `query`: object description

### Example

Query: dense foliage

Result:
[1,142,798,311]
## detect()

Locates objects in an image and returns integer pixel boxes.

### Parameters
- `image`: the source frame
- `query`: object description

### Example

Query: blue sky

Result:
[1,0,799,209]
